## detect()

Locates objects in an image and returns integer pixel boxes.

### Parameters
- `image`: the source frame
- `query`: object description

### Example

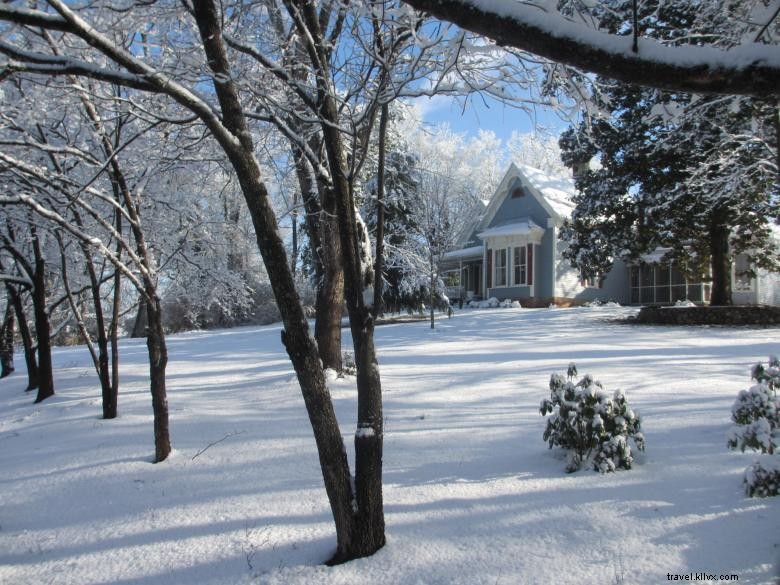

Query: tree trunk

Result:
[145,293,170,462]
[315,190,345,372]
[83,244,115,419]
[429,253,436,330]
[7,285,38,390]
[311,48,386,566]
[31,234,54,403]
[294,146,344,372]
[190,0,357,559]
[709,210,733,306]
[0,301,15,378]
[130,297,147,338]
[110,265,121,414]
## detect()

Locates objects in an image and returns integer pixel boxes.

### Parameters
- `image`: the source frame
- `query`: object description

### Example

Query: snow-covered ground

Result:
[1,306,778,585]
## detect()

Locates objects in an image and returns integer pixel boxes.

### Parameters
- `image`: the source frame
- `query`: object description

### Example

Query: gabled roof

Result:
[476,163,576,235]
[516,164,576,219]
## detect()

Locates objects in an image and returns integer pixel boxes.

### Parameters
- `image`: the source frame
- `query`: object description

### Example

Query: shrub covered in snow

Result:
[727,358,779,455]
[751,356,780,392]
[584,300,621,308]
[540,363,645,473]
[339,351,357,377]
[467,297,521,309]
[673,299,697,308]
[743,457,780,498]
[728,356,779,497]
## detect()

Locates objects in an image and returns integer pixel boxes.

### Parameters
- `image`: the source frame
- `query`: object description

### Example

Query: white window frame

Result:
[494,248,507,287]
[513,246,527,285]
[733,254,755,292]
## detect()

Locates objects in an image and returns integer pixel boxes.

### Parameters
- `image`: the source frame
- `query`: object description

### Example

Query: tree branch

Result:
[400,0,780,96]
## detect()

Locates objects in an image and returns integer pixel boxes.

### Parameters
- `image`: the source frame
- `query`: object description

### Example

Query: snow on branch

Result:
[0,193,148,298]
[401,0,780,96]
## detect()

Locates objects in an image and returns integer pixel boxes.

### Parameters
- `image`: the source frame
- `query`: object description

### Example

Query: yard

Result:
[1,306,778,584]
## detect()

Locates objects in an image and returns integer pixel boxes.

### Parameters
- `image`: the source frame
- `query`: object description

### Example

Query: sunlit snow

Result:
[1,306,778,584]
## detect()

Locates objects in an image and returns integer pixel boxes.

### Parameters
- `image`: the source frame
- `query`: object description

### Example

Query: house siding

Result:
[758,269,780,305]
[554,240,629,303]
[537,228,555,299]
[488,285,532,299]
[488,178,551,230]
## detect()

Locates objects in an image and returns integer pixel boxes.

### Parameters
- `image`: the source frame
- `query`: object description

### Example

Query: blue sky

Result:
[413,94,568,143]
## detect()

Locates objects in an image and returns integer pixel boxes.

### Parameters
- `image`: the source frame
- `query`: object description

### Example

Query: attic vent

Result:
[511,185,526,198]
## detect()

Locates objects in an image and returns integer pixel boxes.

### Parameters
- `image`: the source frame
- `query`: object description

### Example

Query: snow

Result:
[441,245,484,261]
[478,218,544,239]
[513,163,576,219]
[355,426,376,438]
[455,0,780,71]
[1,307,779,584]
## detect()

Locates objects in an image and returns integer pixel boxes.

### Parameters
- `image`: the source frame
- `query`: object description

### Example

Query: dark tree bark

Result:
[130,298,147,338]
[709,208,733,306]
[293,0,386,561]
[314,187,345,372]
[190,0,356,555]
[81,241,116,418]
[293,140,344,372]
[6,284,38,390]
[29,226,54,403]
[0,300,14,378]
[76,80,169,457]
[145,293,170,462]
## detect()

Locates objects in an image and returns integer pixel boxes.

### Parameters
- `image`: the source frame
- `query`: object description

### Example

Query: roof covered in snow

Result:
[512,164,576,220]
[441,245,484,261]
[478,218,544,239]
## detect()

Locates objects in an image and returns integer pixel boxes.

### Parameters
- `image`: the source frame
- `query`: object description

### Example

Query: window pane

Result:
[641,264,654,287]
[656,265,671,286]
[671,285,687,302]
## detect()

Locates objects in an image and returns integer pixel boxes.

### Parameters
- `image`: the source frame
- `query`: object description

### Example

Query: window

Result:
[511,185,526,198]
[513,246,527,285]
[495,249,507,286]
[630,262,712,304]
[734,254,754,291]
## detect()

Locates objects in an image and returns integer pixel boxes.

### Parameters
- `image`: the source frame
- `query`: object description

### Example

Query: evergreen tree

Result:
[559,0,779,305]
[364,149,428,314]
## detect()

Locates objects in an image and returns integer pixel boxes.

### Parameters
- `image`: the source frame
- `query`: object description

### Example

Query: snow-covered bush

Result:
[468,297,521,309]
[728,356,779,497]
[584,300,621,308]
[340,351,357,377]
[743,458,780,498]
[540,363,645,473]
[751,356,780,392]
[673,300,697,308]
[727,359,779,454]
